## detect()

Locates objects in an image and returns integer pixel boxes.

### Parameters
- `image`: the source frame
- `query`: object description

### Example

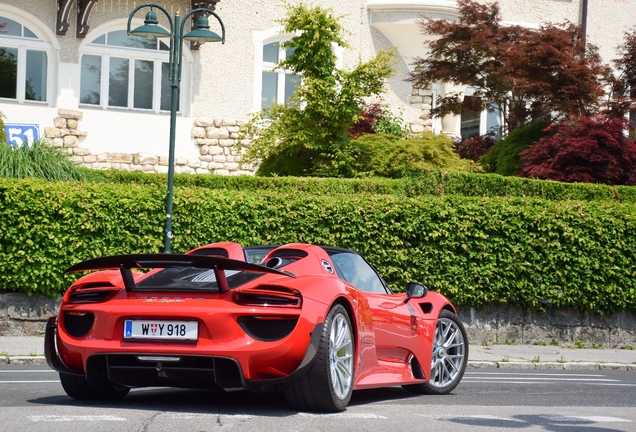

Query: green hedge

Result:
[1,177,635,314]
[98,170,636,203]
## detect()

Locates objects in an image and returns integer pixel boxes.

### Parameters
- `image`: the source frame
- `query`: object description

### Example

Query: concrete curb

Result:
[2,355,635,371]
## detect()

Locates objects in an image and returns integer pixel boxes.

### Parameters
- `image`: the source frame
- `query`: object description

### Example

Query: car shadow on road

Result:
[28,385,422,415]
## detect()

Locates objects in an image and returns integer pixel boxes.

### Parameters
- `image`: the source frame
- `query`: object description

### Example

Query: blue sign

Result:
[4,123,40,146]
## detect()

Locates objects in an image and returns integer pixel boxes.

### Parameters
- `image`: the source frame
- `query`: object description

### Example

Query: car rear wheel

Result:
[403,309,468,395]
[59,372,130,401]
[283,304,354,412]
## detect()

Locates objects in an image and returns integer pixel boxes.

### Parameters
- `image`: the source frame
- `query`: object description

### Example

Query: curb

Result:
[1,356,635,371]
[468,360,636,371]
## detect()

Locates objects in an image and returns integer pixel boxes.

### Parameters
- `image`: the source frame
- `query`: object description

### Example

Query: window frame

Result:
[0,11,53,105]
[253,28,301,112]
[79,25,190,115]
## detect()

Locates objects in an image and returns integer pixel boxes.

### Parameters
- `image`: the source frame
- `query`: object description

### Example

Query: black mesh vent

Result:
[237,316,298,342]
[63,312,95,338]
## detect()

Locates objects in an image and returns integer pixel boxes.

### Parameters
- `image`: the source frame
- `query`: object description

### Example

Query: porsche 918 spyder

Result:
[45,242,468,412]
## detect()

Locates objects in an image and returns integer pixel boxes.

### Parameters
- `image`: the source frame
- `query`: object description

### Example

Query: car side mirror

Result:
[404,282,428,303]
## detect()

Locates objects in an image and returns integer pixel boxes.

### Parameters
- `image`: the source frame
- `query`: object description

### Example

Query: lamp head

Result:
[129,8,171,40]
[183,14,223,44]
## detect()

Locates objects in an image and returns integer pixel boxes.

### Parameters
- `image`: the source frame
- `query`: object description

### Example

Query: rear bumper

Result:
[45,315,323,392]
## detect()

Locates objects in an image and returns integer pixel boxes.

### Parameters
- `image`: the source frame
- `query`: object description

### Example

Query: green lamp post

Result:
[127,3,225,254]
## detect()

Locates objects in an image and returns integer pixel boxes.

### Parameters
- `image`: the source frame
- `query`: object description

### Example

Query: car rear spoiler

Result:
[64,254,296,293]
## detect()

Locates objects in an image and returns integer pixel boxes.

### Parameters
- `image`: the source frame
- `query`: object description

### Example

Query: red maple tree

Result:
[519,117,636,185]
[409,0,608,133]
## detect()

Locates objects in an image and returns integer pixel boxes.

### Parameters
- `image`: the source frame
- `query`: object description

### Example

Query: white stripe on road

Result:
[29,415,126,422]
[297,413,388,419]
[170,414,255,419]
[0,370,56,373]
[540,415,631,423]
[0,380,60,383]
[466,372,606,377]
[463,377,618,382]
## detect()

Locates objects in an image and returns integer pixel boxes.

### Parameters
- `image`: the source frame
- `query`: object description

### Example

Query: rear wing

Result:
[64,254,296,293]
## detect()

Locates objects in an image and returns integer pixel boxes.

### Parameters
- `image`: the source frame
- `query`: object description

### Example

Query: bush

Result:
[456,131,496,161]
[1,177,636,315]
[96,169,636,203]
[480,120,551,175]
[0,141,100,182]
[348,102,409,139]
[350,133,481,178]
[519,116,636,185]
[0,110,6,143]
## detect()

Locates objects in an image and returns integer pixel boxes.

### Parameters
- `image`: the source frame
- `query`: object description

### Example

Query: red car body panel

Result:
[47,242,457,393]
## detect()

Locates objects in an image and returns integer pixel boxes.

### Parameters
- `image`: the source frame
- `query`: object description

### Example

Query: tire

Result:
[403,310,468,395]
[283,304,355,412]
[59,373,130,401]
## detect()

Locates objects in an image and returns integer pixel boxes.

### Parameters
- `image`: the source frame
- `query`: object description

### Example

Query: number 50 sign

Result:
[4,124,40,146]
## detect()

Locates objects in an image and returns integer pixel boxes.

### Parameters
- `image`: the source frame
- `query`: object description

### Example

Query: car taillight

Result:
[67,289,119,304]
[233,286,302,308]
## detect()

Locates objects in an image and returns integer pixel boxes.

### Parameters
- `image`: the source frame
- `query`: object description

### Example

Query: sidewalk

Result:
[1,336,635,370]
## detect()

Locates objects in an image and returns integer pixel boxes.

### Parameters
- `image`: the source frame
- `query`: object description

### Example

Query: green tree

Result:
[239,3,397,177]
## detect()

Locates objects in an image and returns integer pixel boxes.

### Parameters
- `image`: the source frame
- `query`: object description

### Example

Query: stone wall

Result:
[457,305,636,348]
[42,109,255,176]
[408,87,434,134]
[2,292,634,348]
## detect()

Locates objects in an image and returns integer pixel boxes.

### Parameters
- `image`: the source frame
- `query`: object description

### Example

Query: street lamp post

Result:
[127,3,225,253]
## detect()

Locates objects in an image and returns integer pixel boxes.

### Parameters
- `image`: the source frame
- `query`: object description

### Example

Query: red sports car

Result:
[45,242,468,412]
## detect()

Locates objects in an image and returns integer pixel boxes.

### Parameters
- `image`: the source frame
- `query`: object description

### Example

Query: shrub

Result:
[0,141,100,182]
[351,133,481,178]
[519,116,636,185]
[2,177,636,315]
[457,131,496,161]
[479,120,551,175]
[0,110,5,143]
[349,103,409,139]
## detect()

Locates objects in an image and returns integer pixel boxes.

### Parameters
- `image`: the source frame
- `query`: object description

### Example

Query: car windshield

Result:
[134,267,264,292]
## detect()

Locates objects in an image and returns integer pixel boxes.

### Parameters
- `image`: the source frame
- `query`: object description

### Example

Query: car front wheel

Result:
[403,309,468,395]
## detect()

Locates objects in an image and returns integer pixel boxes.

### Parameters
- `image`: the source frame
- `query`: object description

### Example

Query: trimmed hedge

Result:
[1,177,635,314]
[98,170,636,203]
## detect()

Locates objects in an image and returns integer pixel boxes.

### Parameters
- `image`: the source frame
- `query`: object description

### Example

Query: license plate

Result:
[123,320,198,341]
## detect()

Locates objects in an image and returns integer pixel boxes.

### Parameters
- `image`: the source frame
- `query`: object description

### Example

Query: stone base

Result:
[458,305,636,348]
[0,293,61,336]
[1,293,635,347]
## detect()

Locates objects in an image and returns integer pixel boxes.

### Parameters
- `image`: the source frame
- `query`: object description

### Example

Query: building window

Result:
[0,15,49,103]
[261,41,300,109]
[80,30,176,113]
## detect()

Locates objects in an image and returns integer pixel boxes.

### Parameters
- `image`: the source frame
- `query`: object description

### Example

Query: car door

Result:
[329,252,421,363]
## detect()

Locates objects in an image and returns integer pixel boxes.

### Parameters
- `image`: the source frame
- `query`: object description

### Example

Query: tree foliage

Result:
[409,0,608,133]
[519,117,636,185]
[239,3,397,177]
[348,103,409,139]
[605,28,636,119]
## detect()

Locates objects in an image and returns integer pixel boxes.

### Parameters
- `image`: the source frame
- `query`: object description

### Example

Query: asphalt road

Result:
[1,365,635,431]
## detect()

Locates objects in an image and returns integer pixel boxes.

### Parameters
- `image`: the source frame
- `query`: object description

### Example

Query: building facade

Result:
[1,0,635,174]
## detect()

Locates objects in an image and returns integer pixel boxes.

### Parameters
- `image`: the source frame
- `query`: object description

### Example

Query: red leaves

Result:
[519,117,636,185]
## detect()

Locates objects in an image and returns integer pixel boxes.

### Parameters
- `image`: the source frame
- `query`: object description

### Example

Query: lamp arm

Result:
[181,8,226,44]
[126,3,174,36]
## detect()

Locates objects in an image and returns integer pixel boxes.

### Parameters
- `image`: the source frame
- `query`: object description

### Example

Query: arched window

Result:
[80,29,178,113]
[260,40,300,109]
[0,14,50,103]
